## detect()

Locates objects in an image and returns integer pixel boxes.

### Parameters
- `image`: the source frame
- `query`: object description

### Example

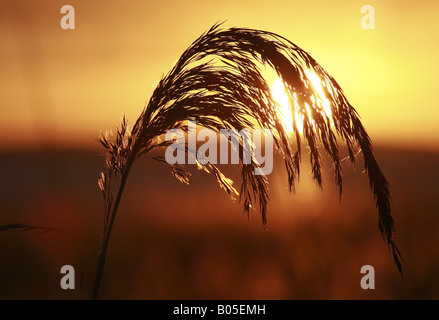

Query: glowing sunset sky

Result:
[1,0,438,150]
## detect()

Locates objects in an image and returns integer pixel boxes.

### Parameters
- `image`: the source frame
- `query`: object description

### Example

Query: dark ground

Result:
[0,146,438,299]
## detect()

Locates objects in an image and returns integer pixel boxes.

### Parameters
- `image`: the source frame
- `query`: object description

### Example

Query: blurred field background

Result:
[1,146,438,299]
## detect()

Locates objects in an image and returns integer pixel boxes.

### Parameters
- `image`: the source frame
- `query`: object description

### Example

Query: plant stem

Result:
[91,162,132,300]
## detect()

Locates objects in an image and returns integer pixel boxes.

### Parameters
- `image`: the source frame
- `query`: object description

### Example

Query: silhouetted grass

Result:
[94,23,402,299]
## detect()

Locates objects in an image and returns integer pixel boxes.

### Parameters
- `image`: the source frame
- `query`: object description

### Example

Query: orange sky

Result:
[1,0,438,150]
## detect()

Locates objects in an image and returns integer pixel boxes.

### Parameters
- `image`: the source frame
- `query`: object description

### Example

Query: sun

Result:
[270,70,332,134]
[271,78,295,133]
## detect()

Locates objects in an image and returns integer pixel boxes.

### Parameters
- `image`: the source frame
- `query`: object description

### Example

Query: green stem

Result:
[91,162,132,300]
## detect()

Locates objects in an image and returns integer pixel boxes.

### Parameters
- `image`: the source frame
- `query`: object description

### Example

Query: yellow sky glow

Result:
[1,0,439,151]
